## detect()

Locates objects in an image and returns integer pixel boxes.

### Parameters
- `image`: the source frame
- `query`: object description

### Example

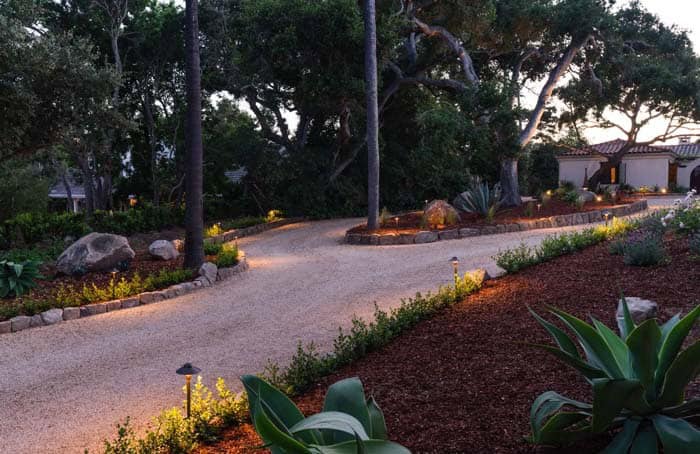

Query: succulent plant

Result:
[529,298,700,452]
[453,177,501,217]
[242,375,409,454]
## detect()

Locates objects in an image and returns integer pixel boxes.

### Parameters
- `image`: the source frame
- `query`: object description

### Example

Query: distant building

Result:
[557,139,700,190]
[48,177,85,212]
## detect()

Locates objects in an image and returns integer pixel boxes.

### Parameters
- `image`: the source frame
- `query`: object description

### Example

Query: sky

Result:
[584,0,700,144]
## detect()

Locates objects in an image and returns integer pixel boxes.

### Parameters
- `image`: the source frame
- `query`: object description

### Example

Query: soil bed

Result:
[348,197,634,235]
[198,233,699,453]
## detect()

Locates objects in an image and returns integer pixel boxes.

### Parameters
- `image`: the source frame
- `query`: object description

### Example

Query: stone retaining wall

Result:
[0,256,250,336]
[346,200,648,246]
[204,217,303,245]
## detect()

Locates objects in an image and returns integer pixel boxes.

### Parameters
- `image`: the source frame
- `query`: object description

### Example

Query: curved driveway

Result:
[0,205,667,453]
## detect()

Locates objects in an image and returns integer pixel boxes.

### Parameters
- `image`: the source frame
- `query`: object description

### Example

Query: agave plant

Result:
[529,299,700,452]
[0,259,42,298]
[453,177,501,217]
[242,375,409,453]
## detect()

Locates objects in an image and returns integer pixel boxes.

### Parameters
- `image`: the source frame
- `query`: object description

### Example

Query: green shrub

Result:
[453,177,501,217]
[609,239,625,255]
[214,244,238,268]
[220,216,267,230]
[204,223,223,238]
[203,242,223,256]
[103,377,248,454]
[529,300,700,452]
[537,235,574,261]
[495,243,538,273]
[0,260,42,298]
[690,233,700,255]
[144,269,195,291]
[0,241,65,263]
[560,189,580,206]
[623,231,667,267]
[265,209,283,223]
[242,375,409,453]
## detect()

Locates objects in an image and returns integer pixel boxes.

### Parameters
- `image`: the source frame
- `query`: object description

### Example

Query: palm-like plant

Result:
[529,299,700,452]
[242,375,409,453]
[453,177,502,217]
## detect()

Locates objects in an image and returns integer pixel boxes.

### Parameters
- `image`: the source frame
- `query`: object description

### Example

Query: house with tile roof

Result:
[556,139,700,191]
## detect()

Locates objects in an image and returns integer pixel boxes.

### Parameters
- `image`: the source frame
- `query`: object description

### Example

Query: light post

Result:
[596,195,603,203]
[603,211,611,227]
[536,203,542,213]
[176,363,201,419]
[394,216,400,232]
[110,269,118,300]
[450,256,459,286]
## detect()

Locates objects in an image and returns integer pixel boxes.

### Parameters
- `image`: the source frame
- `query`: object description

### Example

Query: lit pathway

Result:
[0,201,667,453]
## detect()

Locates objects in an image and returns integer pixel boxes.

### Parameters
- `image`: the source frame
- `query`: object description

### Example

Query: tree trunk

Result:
[587,143,634,189]
[500,159,521,207]
[143,90,160,206]
[183,0,204,269]
[77,154,95,215]
[364,0,380,230]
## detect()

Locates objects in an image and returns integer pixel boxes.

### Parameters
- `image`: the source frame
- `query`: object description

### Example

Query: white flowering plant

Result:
[661,189,699,232]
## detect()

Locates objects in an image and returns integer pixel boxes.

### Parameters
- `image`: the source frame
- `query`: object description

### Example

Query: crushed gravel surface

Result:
[0,206,668,453]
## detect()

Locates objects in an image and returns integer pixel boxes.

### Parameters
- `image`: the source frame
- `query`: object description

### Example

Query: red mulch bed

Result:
[348,197,633,234]
[197,234,700,454]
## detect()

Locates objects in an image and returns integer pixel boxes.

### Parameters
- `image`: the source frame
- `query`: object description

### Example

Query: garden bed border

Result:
[204,217,304,245]
[345,200,648,246]
[0,255,249,335]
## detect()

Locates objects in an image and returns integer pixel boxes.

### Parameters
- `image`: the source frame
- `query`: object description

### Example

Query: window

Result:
[610,166,617,184]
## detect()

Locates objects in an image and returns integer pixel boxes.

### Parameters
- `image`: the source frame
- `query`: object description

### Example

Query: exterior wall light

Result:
[176,363,201,419]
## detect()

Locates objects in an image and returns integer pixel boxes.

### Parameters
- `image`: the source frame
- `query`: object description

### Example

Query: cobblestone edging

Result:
[346,200,649,246]
[0,256,250,336]
[204,218,304,245]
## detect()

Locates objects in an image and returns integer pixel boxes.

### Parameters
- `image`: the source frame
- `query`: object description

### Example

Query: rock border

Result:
[0,255,250,336]
[204,218,303,245]
[345,200,648,246]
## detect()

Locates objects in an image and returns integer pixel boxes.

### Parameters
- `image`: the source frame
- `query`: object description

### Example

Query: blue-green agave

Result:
[242,375,410,453]
[0,259,41,298]
[529,299,700,453]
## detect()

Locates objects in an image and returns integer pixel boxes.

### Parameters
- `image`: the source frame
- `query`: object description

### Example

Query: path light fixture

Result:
[394,216,400,232]
[661,187,668,194]
[582,187,589,192]
[450,256,459,285]
[176,363,201,419]
[602,211,611,227]
[537,203,542,213]
[110,269,118,299]
[596,195,603,202]
[128,194,137,207]
[546,190,552,196]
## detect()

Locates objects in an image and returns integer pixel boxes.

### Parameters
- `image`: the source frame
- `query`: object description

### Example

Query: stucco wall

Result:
[677,158,700,188]
[557,158,605,187]
[621,155,670,189]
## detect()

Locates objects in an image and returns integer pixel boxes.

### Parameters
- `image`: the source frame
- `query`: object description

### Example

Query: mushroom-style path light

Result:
[602,210,611,227]
[176,363,201,419]
[450,256,459,285]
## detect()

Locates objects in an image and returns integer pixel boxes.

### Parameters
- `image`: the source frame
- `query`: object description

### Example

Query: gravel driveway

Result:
[0,207,664,453]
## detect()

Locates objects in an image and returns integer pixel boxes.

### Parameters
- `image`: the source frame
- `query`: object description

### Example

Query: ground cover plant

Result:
[195,228,699,453]
[101,273,484,453]
[529,299,700,452]
[495,218,633,273]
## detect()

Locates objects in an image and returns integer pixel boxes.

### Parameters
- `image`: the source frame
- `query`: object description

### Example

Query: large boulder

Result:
[577,189,596,202]
[56,233,135,275]
[148,240,179,261]
[616,297,658,324]
[198,262,218,284]
[423,200,460,227]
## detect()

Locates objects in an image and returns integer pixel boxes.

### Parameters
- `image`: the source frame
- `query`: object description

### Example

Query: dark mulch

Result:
[198,234,699,454]
[348,197,633,234]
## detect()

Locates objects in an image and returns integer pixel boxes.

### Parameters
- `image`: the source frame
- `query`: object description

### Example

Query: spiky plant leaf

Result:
[601,418,641,454]
[655,305,700,393]
[626,319,662,393]
[652,414,700,453]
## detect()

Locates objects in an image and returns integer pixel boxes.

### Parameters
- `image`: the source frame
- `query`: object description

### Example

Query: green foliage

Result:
[204,223,223,239]
[263,273,482,395]
[144,269,195,291]
[203,242,223,256]
[529,300,700,452]
[213,244,239,268]
[89,205,185,236]
[103,377,248,454]
[0,160,50,222]
[495,220,634,273]
[689,234,700,256]
[560,190,581,206]
[623,231,667,267]
[220,216,266,231]
[242,375,409,453]
[494,243,539,273]
[0,260,42,298]
[454,178,502,217]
